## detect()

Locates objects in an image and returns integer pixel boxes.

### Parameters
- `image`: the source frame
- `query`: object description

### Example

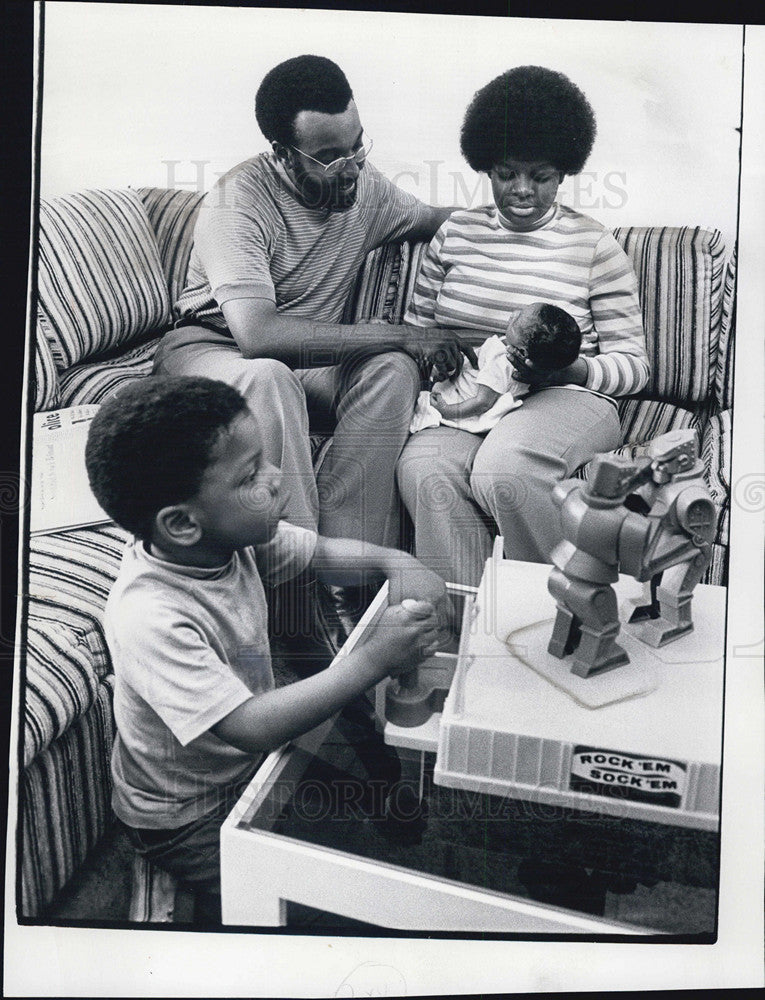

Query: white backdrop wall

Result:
[41,4,743,256]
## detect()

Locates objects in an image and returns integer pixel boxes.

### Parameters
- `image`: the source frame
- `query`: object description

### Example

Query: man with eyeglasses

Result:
[154,54,478,634]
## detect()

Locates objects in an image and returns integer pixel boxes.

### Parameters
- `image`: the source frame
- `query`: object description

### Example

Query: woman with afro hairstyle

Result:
[396,66,649,586]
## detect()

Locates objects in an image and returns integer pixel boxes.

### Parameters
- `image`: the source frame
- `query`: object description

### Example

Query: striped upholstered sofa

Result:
[20,186,736,918]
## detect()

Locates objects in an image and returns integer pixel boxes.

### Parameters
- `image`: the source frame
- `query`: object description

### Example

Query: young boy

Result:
[410,302,582,435]
[86,376,451,924]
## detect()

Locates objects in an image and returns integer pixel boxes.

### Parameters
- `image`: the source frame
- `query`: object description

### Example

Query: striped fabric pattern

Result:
[612,226,725,406]
[136,187,205,313]
[342,242,404,323]
[702,408,732,547]
[58,335,162,408]
[617,397,700,446]
[404,206,649,398]
[575,417,700,483]
[24,617,102,768]
[128,855,193,922]
[37,189,170,370]
[34,311,61,411]
[399,241,429,322]
[20,677,116,917]
[28,525,130,678]
[716,249,736,411]
[702,543,728,587]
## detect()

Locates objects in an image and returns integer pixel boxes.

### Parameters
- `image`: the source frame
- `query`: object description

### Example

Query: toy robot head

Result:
[648,429,698,481]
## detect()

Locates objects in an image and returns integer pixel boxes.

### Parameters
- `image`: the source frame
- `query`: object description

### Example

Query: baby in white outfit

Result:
[410,302,582,435]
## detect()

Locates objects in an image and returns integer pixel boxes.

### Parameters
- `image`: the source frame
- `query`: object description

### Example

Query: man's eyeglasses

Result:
[290,136,373,176]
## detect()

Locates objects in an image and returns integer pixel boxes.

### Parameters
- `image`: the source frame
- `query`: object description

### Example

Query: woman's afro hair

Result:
[460,65,596,175]
[255,55,354,148]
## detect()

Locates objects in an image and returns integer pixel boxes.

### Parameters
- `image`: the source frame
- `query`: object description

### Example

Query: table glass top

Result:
[238,718,719,936]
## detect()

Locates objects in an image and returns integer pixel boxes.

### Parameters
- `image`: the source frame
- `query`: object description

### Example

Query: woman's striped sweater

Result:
[404,203,649,397]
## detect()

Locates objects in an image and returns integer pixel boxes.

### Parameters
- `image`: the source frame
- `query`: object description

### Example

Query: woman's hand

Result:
[507,347,588,389]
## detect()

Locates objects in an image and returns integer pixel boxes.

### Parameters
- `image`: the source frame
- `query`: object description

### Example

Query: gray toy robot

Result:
[547,429,717,678]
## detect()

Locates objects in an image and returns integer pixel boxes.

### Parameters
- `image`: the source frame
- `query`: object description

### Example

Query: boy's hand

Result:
[364,599,445,675]
[388,558,454,640]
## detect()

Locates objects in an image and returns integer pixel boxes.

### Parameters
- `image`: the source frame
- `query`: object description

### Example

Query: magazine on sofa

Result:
[30,405,112,535]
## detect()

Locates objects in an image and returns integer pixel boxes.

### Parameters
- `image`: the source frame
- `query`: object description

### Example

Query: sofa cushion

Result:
[612,226,725,407]
[576,401,700,483]
[716,249,736,412]
[20,678,115,918]
[37,189,170,370]
[136,188,204,311]
[344,240,430,325]
[343,241,407,323]
[24,616,102,768]
[28,524,130,677]
[617,397,700,446]
[34,310,61,411]
[58,335,162,408]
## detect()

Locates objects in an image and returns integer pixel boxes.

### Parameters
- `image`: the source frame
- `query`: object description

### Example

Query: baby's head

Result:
[85,376,283,562]
[506,302,582,371]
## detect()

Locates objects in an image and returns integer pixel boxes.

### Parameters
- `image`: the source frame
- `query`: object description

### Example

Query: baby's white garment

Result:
[410,335,525,435]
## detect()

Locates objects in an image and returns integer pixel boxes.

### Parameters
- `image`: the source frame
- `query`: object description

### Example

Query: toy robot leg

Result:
[631,549,710,648]
[547,570,629,676]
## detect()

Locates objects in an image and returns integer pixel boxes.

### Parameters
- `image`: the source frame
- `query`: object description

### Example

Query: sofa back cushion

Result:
[37,189,170,370]
[612,226,725,406]
[136,187,205,311]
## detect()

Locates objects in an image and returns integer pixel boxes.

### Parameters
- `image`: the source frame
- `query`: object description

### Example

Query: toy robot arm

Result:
[673,488,717,547]
[641,487,717,579]
[616,510,656,579]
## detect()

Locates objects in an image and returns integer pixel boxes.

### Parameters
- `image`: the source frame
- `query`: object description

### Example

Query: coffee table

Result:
[220,559,723,931]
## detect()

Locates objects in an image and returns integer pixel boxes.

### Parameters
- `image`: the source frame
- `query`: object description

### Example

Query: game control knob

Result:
[384,668,434,728]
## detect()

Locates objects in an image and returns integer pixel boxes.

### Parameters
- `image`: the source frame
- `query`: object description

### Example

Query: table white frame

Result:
[220,590,655,933]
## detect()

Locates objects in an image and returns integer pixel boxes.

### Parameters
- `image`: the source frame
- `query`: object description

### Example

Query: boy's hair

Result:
[460,65,596,176]
[85,376,248,540]
[525,305,582,370]
[255,55,354,148]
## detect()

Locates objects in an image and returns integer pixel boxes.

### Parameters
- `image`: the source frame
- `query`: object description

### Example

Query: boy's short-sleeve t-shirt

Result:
[105,521,317,829]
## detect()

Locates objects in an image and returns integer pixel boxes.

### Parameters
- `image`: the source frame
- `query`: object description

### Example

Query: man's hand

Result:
[400,327,478,379]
